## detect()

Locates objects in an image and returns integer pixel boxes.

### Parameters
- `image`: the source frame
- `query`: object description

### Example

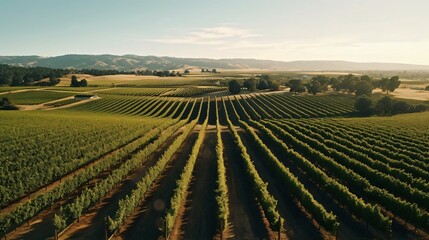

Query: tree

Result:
[268,81,280,91]
[388,76,400,92]
[392,100,411,114]
[80,79,88,87]
[243,78,257,91]
[288,79,306,93]
[312,75,329,91]
[184,69,190,74]
[70,75,79,87]
[379,76,400,93]
[354,81,374,96]
[354,96,373,116]
[330,77,342,91]
[425,85,429,91]
[307,80,322,95]
[228,80,241,94]
[257,79,268,90]
[375,96,393,115]
[1,97,10,106]
[212,69,217,73]
[414,104,428,112]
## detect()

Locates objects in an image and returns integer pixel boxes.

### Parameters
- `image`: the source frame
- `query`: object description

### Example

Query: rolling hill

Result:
[1,54,429,71]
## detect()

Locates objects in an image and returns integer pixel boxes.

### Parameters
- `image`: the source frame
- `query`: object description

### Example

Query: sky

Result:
[1,0,429,64]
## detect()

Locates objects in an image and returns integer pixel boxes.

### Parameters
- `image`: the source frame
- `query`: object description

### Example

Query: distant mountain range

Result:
[1,54,429,71]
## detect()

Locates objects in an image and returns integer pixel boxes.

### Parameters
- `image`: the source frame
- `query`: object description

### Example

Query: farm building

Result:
[74,94,99,100]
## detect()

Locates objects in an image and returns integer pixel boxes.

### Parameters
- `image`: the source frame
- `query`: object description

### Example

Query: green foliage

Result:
[108,99,202,233]
[354,96,373,116]
[166,99,210,232]
[354,80,374,96]
[245,120,339,232]
[1,90,74,105]
[243,78,257,91]
[375,96,393,115]
[228,80,241,94]
[214,99,229,231]
[70,75,88,87]
[223,98,282,231]
[54,214,67,231]
[288,79,306,93]
[263,120,393,232]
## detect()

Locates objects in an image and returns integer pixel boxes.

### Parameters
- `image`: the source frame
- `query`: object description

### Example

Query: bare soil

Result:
[222,130,270,240]
[171,130,218,240]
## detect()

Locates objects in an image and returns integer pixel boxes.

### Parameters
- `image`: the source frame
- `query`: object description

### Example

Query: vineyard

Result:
[1,88,428,240]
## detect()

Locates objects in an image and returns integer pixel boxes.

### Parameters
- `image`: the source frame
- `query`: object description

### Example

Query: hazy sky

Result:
[1,0,429,64]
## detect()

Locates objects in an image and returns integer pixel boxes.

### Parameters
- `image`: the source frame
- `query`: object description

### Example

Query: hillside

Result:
[1,54,429,71]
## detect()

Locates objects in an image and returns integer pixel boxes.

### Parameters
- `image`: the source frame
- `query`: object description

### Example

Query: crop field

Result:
[0,90,75,105]
[1,88,428,240]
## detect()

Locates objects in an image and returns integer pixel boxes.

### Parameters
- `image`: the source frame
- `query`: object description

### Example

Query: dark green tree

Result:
[257,79,268,90]
[392,100,411,114]
[388,76,400,92]
[354,96,373,116]
[375,96,393,115]
[70,75,79,87]
[228,80,241,94]
[243,78,257,91]
[308,80,322,95]
[355,81,374,96]
[80,79,88,87]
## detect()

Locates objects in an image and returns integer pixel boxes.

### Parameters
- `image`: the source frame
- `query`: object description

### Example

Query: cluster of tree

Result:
[229,75,280,94]
[0,64,69,86]
[201,68,218,73]
[287,74,401,96]
[425,85,429,91]
[70,75,88,87]
[135,69,183,77]
[355,96,428,116]
[0,97,18,110]
[78,69,134,76]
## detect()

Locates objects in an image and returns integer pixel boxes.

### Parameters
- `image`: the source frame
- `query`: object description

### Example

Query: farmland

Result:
[0,83,428,240]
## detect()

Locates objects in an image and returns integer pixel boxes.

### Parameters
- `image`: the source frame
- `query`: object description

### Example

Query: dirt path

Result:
[238,130,322,240]
[59,125,187,240]
[172,129,218,239]
[222,130,269,240]
[112,131,199,240]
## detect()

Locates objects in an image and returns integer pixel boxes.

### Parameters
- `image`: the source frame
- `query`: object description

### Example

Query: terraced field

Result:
[1,89,428,240]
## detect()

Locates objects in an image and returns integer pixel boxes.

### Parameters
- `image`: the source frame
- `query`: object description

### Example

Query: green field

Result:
[1,83,428,240]
[2,90,75,105]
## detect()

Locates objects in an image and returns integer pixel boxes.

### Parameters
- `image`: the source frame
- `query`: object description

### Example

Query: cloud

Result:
[148,26,259,45]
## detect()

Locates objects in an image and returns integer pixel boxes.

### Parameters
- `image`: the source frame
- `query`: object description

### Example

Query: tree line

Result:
[228,75,280,94]
[286,74,400,96]
[0,64,69,86]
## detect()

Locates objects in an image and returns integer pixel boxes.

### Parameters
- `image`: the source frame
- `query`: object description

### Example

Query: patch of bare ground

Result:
[59,125,188,240]
[222,130,270,240]
[170,130,218,240]
[111,131,199,240]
